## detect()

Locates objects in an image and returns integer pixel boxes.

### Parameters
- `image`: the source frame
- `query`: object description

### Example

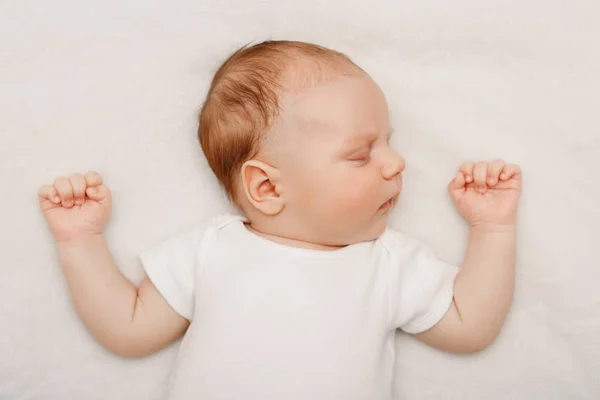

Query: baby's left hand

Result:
[448,160,522,229]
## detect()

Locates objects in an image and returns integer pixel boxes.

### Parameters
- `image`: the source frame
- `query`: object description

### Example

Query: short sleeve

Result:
[139,224,209,321]
[384,231,459,334]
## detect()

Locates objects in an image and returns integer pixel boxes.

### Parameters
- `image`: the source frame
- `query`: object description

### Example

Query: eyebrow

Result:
[342,129,394,149]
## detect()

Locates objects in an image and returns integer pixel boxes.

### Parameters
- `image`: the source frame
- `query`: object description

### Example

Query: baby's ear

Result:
[240,160,284,215]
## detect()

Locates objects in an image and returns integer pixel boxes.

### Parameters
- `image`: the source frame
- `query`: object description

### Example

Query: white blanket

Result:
[1,0,598,399]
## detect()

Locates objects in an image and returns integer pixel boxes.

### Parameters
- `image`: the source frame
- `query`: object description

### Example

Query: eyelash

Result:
[348,130,393,163]
[357,156,370,165]
[349,150,371,164]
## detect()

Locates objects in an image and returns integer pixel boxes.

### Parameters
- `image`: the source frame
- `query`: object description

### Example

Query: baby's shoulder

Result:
[377,228,431,258]
[210,213,246,230]
[379,228,419,248]
[158,213,243,249]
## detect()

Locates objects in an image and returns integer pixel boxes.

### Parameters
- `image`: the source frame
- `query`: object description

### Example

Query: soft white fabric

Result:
[2,0,599,399]
[139,214,457,399]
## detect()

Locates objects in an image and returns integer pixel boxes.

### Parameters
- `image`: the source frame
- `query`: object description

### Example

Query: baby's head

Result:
[199,41,405,247]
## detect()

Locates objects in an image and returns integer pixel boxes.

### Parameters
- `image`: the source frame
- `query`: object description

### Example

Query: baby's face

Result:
[273,75,405,245]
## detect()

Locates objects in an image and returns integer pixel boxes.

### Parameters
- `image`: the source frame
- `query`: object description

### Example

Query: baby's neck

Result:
[244,223,345,251]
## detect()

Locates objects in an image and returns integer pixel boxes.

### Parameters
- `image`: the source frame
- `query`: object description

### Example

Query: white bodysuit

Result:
[140,214,457,399]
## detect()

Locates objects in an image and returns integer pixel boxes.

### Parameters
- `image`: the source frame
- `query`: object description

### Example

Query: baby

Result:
[39,41,522,399]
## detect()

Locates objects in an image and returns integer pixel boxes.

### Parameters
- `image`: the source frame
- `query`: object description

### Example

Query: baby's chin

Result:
[349,216,390,244]
[371,219,390,240]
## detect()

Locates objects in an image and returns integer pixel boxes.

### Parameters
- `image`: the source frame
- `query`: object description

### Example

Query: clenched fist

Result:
[448,160,522,229]
[38,171,112,243]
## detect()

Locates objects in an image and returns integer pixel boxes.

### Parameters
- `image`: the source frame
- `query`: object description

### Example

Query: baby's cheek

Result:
[331,178,379,213]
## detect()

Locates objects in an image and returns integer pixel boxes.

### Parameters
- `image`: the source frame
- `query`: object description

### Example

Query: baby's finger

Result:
[458,163,475,183]
[38,185,60,204]
[85,171,103,187]
[487,159,506,186]
[473,161,488,192]
[53,176,74,208]
[500,163,522,180]
[86,184,112,206]
[448,171,466,191]
[448,171,467,203]
[69,173,87,206]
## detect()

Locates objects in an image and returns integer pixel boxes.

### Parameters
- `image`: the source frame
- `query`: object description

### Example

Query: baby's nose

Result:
[382,151,405,180]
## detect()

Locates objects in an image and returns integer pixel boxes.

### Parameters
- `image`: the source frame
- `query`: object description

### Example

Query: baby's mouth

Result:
[379,193,399,210]
[379,199,393,210]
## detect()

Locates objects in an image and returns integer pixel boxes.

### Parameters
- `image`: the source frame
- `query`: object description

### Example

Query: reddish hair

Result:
[198,40,363,203]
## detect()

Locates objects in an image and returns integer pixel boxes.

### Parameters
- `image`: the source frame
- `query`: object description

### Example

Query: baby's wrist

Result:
[469,222,516,234]
[56,233,104,249]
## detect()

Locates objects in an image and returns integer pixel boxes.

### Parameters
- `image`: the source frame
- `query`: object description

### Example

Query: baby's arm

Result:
[415,225,515,353]
[415,160,522,353]
[58,238,189,357]
[39,172,189,358]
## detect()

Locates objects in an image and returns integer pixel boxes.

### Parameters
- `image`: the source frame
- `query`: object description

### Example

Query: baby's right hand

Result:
[38,171,112,243]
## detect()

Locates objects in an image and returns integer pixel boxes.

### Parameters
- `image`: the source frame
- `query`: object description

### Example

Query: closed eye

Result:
[348,150,371,164]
